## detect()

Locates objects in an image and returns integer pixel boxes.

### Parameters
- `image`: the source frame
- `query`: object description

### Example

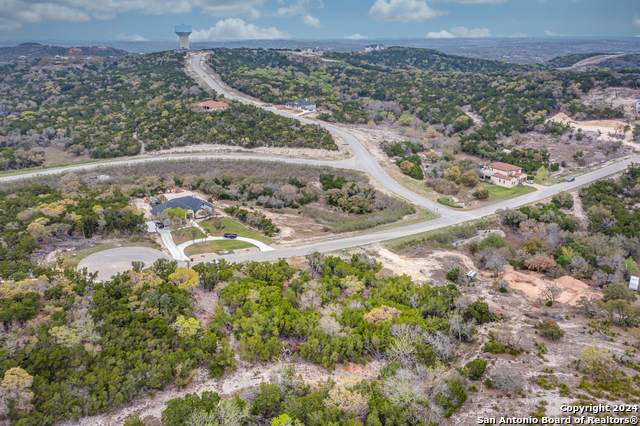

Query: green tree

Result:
[251,384,283,418]
[603,282,637,303]
[534,166,549,184]
[398,114,413,125]
[445,166,461,181]
[625,257,639,275]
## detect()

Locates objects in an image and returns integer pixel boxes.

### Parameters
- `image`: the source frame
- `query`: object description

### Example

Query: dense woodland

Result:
[210,47,638,163]
[0,51,335,168]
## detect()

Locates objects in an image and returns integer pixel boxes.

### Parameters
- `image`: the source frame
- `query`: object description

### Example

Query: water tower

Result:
[175,24,192,50]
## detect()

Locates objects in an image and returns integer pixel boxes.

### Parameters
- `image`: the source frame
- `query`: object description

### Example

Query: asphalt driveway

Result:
[78,247,171,280]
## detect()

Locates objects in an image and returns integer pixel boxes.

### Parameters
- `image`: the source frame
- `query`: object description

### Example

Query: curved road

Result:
[189,52,640,262]
[1,53,639,265]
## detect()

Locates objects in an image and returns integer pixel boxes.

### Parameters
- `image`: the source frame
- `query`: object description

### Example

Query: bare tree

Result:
[448,311,476,342]
[306,251,325,279]
[541,282,563,304]
[478,248,511,277]
[423,331,458,364]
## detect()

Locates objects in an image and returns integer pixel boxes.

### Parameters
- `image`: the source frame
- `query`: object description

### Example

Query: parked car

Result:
[155,221,165,229]
[567,177,576,182]
[526,180,534,184]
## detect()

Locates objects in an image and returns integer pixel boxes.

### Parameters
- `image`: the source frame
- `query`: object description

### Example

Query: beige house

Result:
[482,161,527,188]
[197,100,229,111]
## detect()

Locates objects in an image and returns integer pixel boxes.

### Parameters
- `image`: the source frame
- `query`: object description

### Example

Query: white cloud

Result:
[427,26,490,38]
[369,0,447,23]
[634,17,640,27]
[509,32,527,38]
[301,14,321,27]
[545,30,564,36]
[272,0,323,27]
[0,0,265,31]
[426,30,455,38]
[435,0,505,2]
[345,33,369,40]
[115,33,149,41]
[0,1,91,31]
[191,18,290,40]
[246,8,262,20]
[451,26,490,37]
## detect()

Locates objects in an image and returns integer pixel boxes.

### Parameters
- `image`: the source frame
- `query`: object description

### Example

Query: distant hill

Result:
[0,42,130,63]
[545,53,640,70]
[544,53,605,69]
[328,46,534,73]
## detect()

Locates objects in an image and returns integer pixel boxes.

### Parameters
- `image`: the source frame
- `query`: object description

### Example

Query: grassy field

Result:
[171,227,207,245]
[200,217,273,243]
[63,238,160,268]
[185,240,254,255]
[483,184,537,201]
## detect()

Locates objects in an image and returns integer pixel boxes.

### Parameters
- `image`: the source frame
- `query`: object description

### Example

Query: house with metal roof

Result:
[151,195,213,220]
[285,99,316,112]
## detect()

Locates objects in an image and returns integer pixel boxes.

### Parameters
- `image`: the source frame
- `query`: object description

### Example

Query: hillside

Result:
[545,52,640,70]
[544,53,605,68]
[0,42,129,63]
[331,46,534,73]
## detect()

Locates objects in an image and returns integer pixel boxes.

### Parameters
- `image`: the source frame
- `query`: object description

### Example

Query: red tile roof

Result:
[514,173,526,178]
[489,162,522,172]
[492,172,515,181]
[197,101,229,109]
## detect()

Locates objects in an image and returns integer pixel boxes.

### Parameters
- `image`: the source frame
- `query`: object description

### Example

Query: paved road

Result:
[78,247,171,279]
[189,52,640,263]
[3,53,639,269]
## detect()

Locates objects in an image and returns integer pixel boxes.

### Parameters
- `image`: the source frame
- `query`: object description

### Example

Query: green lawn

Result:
[200,217,273,243]
[483,184,537,200]
[171,227,207,245]
[185,240,254,255]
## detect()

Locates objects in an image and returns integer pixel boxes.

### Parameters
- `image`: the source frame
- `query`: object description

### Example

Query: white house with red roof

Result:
[482,162,527,188]
[197,100,229,111]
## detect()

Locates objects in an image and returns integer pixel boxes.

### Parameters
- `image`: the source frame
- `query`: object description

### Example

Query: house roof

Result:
[514,172,526,178]
[151,196,213,216]
[492,172,516,181]
[287,99,316,106]
[197,100,228,109]
[489,162,522,172]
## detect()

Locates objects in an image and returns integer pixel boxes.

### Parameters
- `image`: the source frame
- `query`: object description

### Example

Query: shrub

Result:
[446,267,461,282]
[464,301,497,324]
[581,342,620,384]
[462,358,487,380]
[473,187,490,199]
[484,341,506,354]
[491,369,523,394]
[435,380,468,418]
[363,305,401,324]
[437,197,463,208]
[479,234,507,249]
[536,319,565,340]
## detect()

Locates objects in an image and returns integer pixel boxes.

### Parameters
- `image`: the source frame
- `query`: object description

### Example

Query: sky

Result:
[0,0,639,42]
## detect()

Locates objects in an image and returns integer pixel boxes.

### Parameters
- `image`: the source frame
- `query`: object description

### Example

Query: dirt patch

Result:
[501,265,602,306]
[191,286,218,327]
[148,137,352,162]
[580,86,640,121]
[376,247,476,284]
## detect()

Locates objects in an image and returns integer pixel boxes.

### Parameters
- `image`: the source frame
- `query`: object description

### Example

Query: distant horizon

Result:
[1,1,638,43]
[3,35,640,44]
